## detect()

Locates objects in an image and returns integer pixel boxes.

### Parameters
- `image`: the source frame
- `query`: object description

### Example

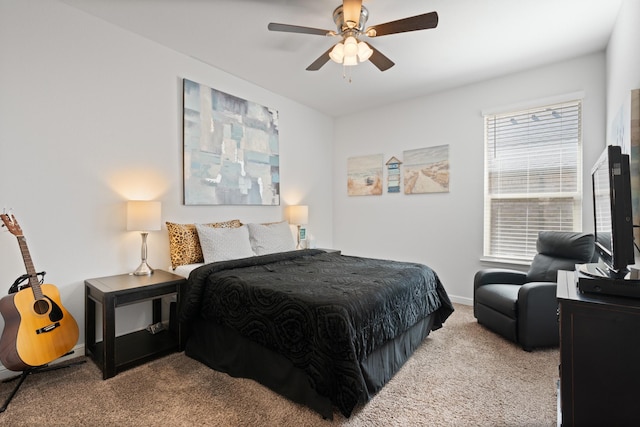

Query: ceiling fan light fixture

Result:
[357,41,373,62]
[269,5,438,74]
[343,36,358,57]
[329,42,345,63]
[343,55,358,66]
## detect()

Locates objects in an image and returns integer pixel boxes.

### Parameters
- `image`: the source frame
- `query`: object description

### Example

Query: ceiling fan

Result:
[267,0,438,72]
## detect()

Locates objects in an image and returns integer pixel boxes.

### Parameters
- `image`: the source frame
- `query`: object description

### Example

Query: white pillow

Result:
[247,221,296,255]
[195,224,254,263]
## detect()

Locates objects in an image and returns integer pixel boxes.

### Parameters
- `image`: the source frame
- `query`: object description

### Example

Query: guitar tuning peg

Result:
[1,208,9,228]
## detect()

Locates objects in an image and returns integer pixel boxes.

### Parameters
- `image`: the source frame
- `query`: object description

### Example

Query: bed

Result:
[169,221,454,419]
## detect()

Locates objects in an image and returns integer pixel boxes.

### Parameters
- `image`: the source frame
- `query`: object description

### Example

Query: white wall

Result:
[606,0,640,131]
[0,0,334,362]
[333,53,607,304]
[605,0,640,270]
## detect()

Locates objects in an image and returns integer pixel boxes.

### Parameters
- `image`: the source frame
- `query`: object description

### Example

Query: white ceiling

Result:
[58,0,622,117]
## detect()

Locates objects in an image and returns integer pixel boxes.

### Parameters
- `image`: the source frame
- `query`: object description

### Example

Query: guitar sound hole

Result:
[33,299,50,315]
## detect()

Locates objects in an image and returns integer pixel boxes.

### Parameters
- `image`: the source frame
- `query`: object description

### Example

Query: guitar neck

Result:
[16,235,43,299]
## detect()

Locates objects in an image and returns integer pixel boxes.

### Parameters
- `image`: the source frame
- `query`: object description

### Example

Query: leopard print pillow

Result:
[166,219,242,269]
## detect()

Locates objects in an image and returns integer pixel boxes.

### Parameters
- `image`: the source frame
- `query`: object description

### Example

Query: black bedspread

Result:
[181,249,454,417]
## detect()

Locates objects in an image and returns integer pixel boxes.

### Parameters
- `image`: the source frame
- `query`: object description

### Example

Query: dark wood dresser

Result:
[557,270,640,426]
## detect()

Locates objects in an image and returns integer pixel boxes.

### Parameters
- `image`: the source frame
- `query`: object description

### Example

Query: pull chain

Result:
[342,65,353,83]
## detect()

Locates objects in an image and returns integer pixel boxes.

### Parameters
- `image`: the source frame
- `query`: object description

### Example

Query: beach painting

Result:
[347,154,383,196]
[403,145,450,194]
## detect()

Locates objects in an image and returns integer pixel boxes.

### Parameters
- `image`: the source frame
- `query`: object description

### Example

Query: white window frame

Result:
[483,99,583,262]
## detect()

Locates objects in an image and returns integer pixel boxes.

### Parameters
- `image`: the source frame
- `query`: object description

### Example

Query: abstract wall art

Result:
[183,79,280,205]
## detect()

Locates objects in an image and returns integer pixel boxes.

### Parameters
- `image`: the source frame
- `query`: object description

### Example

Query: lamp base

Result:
[132,261,154,276]
[296,225,302,249]
[132,231,154,276]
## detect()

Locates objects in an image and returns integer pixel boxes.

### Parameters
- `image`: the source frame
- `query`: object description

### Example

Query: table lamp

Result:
[288,205,308,249]
[127,200,161,275]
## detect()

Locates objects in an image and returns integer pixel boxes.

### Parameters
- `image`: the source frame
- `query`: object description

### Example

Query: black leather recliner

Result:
[474,231,596,351]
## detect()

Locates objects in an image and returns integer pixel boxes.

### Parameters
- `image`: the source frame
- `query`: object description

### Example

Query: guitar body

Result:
[0,213,79,371]
[0,284,79,371]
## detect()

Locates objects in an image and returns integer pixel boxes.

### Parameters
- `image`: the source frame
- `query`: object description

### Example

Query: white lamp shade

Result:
[127,201,161,231]
[343,55,358,66]
[357,41,373,62]
[329,42,344,63]
[343,36,358,56]
[288,205,309,225]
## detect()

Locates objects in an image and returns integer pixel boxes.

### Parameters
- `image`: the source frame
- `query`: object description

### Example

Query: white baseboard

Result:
[0,343,86,380]
[449,295,473,306]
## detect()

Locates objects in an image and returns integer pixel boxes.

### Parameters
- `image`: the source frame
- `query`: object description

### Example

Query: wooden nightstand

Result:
[84,270,187,379]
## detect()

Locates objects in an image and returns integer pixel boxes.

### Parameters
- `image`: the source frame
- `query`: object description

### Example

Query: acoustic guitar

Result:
[0,213,79,371]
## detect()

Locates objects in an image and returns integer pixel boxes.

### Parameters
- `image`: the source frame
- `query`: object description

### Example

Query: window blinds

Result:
[484,100,582,260]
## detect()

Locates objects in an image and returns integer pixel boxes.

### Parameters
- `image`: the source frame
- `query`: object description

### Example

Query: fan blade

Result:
[366,11,438,37]
[268,23,334,36]
[306,47,334,71]
[343,0,363,29]
[368,45,395,71]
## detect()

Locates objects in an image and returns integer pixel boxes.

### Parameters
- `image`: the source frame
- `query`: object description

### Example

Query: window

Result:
[483,100,582,261]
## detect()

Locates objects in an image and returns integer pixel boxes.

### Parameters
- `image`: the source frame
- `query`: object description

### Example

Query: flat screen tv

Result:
[591,145,635,277]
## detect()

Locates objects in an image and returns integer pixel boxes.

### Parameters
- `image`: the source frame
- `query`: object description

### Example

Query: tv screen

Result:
[592,145,634,277]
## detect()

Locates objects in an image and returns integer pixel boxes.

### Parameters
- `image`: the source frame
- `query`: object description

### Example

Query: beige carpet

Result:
[0,304,558,426]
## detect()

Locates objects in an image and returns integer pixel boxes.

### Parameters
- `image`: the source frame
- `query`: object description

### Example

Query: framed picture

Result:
[347,154,383,196]
[403,145,450,194]
[386,156,402,193]
[183,79,280,205]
